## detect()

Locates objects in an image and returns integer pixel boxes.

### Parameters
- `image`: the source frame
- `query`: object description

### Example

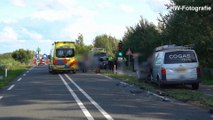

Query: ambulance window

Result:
[56,49,65,57]
[56,48,74,58]
[66,49,74,57]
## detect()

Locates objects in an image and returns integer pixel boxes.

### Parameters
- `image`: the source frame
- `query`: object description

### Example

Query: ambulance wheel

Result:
[72,70,76,74]
[48,66,52,73]
[49,66,56,74]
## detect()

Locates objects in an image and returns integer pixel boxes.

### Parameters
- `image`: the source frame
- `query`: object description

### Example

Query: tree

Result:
[75,34,93,55]
[122,17,161,62]
[159,0,213,67]
[93,34,119,56]
[76,33,84,46]
[12,49,34,64]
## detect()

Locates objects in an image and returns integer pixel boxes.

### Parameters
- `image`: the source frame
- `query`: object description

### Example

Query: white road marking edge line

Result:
[0,96,3,100]
[7,84,15,91]
[17,78,22,81]
[98,74,113,80]
[59,74,94,120]
[65,74,114,120]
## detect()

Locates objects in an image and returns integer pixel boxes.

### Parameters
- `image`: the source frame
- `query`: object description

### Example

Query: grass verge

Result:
[102,70,213,108]
[165,89,213,108]
[201,68,213,85]
[201,75,213,85]
[0,67,27,89]
[101,70,155,92]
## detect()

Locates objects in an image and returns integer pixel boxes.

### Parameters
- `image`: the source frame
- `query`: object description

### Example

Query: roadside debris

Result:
[116,81,131,88]
[147,91,171,102]
[155,90,168,96]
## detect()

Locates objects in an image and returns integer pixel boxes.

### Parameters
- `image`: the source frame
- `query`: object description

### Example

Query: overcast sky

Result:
[0,0,170,54]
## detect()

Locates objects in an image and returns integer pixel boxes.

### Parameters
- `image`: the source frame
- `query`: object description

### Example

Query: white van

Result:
[150,45,200,89]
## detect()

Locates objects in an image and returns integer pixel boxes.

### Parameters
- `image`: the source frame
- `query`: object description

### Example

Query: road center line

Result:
[59,74,94,120]
[65,74,114,120]
[7,84,15,91]
[17,78,22,81]
[0,96,3,100]
[23,73,26,76]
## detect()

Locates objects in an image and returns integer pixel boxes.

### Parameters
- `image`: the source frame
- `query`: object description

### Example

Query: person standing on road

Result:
[108,56,113,71]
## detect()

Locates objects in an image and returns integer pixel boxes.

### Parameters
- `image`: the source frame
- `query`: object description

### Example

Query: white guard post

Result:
[5,69,7,78]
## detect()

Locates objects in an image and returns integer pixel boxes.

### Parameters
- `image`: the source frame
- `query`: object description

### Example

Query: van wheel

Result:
[192,83,199,90]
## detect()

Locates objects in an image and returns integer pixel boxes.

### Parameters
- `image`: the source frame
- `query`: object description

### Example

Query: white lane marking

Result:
[23,73,26,76]
[59,74,94,120]
[211,115,213,118]
[0,96,3,100]
[7,84,15,91]
[17,78,22,81]
[65,74,114,120]
[26,71,29,73]
[98,74,113,80]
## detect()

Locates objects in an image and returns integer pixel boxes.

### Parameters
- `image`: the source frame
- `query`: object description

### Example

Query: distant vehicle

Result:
[89,48,108,69]
[48,41,78,73]
[94,52,108,69]
[150,45,200,90]
[93,48,108,69]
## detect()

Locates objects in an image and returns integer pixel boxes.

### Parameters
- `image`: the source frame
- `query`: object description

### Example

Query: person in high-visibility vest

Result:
[108,56,113,71]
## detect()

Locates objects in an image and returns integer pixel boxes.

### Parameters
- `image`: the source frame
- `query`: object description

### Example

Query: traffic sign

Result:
[117,57,123,61]
[36,47,41,52]
[126,48,132,55]
[42,54,47,58]
[34,54,39,59]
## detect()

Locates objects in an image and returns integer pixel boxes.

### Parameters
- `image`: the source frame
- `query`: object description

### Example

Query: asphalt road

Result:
[0,65,212,120]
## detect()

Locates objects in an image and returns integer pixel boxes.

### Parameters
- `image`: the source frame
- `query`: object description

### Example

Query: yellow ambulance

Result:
[48,41,78,73]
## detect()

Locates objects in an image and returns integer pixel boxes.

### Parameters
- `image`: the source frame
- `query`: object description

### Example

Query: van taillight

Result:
[161,68,166,75]
[196,67,200,73]
[196,67,201,78]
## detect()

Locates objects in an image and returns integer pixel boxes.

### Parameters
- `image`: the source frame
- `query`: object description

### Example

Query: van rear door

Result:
[163,50,198,81]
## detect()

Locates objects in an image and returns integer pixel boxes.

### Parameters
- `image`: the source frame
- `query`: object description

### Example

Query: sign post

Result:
[126,48,133,67]
[132,53,141,79]
[5,69,7,78]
